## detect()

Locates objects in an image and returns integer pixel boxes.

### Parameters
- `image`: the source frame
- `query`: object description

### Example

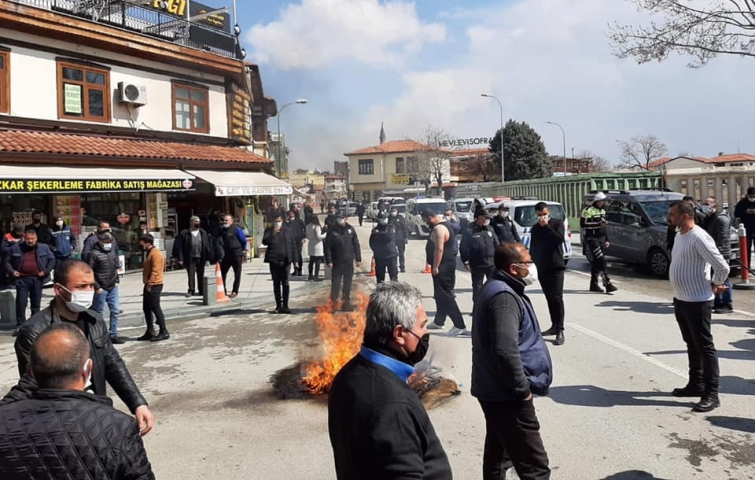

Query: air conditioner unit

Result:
[117,82,148,106]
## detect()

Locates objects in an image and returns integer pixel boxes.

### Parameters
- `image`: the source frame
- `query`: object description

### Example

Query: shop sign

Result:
[64,84,82,115]
[215,185,293,197]
[391,174,409,185]
[0,178,196,193]
[227,82,252,143]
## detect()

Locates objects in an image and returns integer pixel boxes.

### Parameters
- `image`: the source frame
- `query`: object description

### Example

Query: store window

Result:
[172,83,210,133]
[57,61,110,122]
[0,50,9,114]
[0,194,49,236]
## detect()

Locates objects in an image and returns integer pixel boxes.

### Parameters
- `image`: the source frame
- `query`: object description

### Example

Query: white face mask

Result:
[518,263,539,286]
[700,205,713,215]
[337,219,346,227]
[274,222,283,228]
[378,219,388,225]
[56,221,64,228]
[749,196,755,202]
[391,211,397,217]
[59,285,94,313]
[499,211,509,218]
[102,243,113,252]
[483,220,491,227]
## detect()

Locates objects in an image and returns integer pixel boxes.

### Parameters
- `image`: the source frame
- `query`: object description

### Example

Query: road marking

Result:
[569,323,687,379]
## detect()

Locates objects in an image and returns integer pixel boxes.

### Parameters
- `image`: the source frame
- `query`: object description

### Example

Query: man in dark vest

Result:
[174,216,213,298]
[472,243,553,480]
[422,209,469,336]
[263,214,297,314]
[219,214,249,299]
[460,209,499,303]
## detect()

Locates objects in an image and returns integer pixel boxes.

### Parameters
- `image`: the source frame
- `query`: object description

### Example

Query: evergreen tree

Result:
[490,120,552,181]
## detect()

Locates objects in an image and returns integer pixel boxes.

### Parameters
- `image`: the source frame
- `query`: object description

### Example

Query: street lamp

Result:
[276,99,307,178]
[546,121,567,177]
[481,93,505,183]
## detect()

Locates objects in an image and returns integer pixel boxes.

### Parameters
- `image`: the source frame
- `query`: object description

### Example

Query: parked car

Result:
[484,199,572,263]
[405,197,451,238]
[451,197,476,225]
[580,190,740,277]
[366,202,379,221]
[338,201,360,217]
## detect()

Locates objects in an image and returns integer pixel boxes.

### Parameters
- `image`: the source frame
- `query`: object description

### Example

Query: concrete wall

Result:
[665,165,755,209]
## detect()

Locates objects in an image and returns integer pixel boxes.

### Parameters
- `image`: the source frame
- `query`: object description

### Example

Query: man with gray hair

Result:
[174,216,213,297]
[328,282,452,479]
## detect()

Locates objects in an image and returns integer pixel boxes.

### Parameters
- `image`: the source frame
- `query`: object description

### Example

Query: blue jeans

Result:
[714,277,733,310]
[92,286,120,337]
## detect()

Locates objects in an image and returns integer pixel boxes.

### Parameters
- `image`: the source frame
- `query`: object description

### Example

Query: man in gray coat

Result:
[702,197,733,314]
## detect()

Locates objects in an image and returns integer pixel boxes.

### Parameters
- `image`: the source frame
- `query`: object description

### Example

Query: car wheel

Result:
[648,248,670,278]
[585,248,594,264]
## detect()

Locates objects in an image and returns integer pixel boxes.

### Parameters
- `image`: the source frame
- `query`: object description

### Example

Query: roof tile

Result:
[345,139,435,155]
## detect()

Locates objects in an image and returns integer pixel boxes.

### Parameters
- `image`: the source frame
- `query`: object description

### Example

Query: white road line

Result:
[569,323,687,379]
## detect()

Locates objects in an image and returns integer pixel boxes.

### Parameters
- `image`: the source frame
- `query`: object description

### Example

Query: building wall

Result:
[348,153,386,185]
[663,158,707,170]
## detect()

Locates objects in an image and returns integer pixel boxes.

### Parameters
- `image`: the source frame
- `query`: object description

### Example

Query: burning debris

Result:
[271,291,461,409]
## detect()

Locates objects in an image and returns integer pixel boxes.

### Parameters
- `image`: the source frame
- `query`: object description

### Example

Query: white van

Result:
[485,199,572,262]
[405,197,450,237]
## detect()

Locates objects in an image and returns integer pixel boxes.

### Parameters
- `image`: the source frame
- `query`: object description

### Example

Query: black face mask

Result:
[406,331,430,365]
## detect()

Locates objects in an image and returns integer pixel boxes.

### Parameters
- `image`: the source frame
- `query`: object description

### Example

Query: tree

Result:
[490,120,552,181]
[412,126,453,195]
[463,151,498,182]
[617,135,668,171]
[609,1,755,67]
[574,150,613,173]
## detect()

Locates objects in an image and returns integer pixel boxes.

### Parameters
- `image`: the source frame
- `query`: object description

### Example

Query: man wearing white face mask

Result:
[87,232,124,344]
[460,209,499,303]
[491,205,521,244]
[8,259,155,437]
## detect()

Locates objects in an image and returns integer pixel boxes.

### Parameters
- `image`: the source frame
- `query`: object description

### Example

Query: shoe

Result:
[541,327,559,336]
[554,332,565,345]
[448,327,472,337]
[229,292,238,299]
[692,394,720,413]
[136,331,155,341]
[672,385,705,397]
[271,307,281,314]
[196,292,204,297]
[110,336,126,345]
[279,307,292,314]
[308,276,314,282]
[11,326,21,337]
[427,322,445,330]
[714,307,733,314]
[341,304,355,312]
[605,283,618,293]
[151,331,171,342]
[185,291,194,298]
[590,284,605,293]
[400,267,406,273]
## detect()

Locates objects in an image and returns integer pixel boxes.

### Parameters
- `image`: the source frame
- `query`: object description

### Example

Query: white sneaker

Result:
[427,322,445,330]
[448,327,472,337]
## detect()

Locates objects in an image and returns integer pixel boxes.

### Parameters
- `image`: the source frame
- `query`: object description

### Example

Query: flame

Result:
[301,293,370,394]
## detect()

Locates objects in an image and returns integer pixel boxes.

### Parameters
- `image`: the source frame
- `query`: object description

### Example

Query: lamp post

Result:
[481,93,504,183]
[276,99,307,178]
[546,121,566,176]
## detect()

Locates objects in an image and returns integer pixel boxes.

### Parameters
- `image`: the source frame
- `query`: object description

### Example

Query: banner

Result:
[0,178,195,194]
[391,174,410,185]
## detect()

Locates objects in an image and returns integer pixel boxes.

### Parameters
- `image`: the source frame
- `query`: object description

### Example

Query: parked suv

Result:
[581,190,740,277]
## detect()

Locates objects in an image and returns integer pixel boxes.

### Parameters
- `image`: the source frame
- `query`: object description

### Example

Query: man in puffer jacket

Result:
[87,232,124,343]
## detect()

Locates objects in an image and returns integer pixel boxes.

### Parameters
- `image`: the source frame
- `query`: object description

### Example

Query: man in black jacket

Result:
[530,202,567,346]
[472,243,553,480]
[5,228,56,330]
[174,216,213,297]
[263,214,297,314]
[734,187,755,268]
[702,197,734,314]
[389,205,409,272]
[28,210,54,247]
[329,281,452,479]
[6,259,155,436]
[87,232,124,344]
[219,214,250,298]
[369,212,399,283]
[323,203,338,231]
[324,213,362,311]
[81,221,119,263]
[460,209,499,303]
[287,209,306,276]
[491,204,521,244]
[0,323,155,480]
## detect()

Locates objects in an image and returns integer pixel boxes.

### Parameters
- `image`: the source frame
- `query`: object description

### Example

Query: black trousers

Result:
[586,236,611,284]
[432,262,466,329]
[539,268,565,331]
[358,213,364,226]
[396,241,406,270]
[471,265,495,303]
[220,254,243,294]
[673,298,719,393]
[294,243,303,274]
[270,263,291,308]
[15,276,42,326]
[143,284,167,333]
[375,256,398,283]
[331,262,354,306]
[308,256,323,279]
[479,400,550,480]
[186,257,205,294]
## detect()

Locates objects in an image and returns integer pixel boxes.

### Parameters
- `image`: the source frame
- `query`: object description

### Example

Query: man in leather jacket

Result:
[5,259,155,436]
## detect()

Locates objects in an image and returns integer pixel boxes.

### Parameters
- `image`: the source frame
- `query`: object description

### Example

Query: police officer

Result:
[369,212,398,284]
[460,209,499,303]
[581,192,617,293]
[324,203,338,231]
[388,205,408,272]
[324,213,362,311]
[491,204,521,244]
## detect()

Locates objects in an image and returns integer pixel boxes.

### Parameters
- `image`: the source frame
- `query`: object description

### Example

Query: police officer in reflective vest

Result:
[581,192,617,293]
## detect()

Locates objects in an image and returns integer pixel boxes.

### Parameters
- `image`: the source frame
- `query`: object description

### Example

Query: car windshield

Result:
[638,200,675,225]
[393,205,406,213]
[455,201,472,212]
[419,202,449,214]
[514,204,566,227]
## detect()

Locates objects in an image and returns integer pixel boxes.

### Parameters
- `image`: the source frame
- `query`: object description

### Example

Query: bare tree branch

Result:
[411,126,453,195]
[575,149,613,173]
[617,135,668,170]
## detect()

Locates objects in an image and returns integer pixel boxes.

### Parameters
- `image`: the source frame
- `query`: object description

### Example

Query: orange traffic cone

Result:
[368,257,376,277]
[215,264,230,303]
[423,263,432,274]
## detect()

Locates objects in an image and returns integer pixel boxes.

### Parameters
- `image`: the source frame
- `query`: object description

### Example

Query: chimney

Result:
[718,152,724,156]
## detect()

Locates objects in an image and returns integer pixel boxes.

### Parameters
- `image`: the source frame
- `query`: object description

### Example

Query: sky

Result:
[226,0,755,170]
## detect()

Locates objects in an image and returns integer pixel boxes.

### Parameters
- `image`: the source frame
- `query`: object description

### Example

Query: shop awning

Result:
[186,170,293,196]
[0,165,196,194]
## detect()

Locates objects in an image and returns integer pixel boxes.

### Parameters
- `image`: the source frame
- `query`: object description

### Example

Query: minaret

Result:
[379,122,386,145]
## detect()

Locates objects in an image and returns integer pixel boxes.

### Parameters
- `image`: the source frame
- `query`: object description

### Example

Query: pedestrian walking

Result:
[422,209,470,336]
[4,228,55,332]
[491,204,521,244]
[668,201,729,412]
[27,211,54,247]
[174,216,213,298]
[137,234,169,342]
[328,282,452,479]
[472,243,553,480]
[388,205,408,272]
[356,202,365,226]
[263,215,297,314]
[51,216,76,261]
[324,213,361,311]
[81,221,118,263]
[219,215,249,298]
[287,210,306,276]
[581,192,617,293]
[460,209,498,302]
[306,214,326,281]
[530,202,567,346]
[8,259,154,434]
[0,323,154,479]
[702,197,734,314]
[0,224,23,291]
[369,212,398,283]
[87,232,124,344]
[734,186,755,268]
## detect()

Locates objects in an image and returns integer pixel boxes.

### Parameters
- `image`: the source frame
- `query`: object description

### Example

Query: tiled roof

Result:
[707,153,755,164]
[0,130,270,164]
[647,157,673,169]
[345,139,435,155]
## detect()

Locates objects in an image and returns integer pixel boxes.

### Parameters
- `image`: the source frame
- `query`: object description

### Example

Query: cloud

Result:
[247,0,446,69]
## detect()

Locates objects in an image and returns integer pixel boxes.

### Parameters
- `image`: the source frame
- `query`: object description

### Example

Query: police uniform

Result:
[388,212,408,272]
[580,196,617,293]
[369,215,398,283]
[460,221,499,302]
[324,217,362,310]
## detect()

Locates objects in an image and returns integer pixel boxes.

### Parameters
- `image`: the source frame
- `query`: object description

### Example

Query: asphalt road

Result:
[1,223,754,479]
